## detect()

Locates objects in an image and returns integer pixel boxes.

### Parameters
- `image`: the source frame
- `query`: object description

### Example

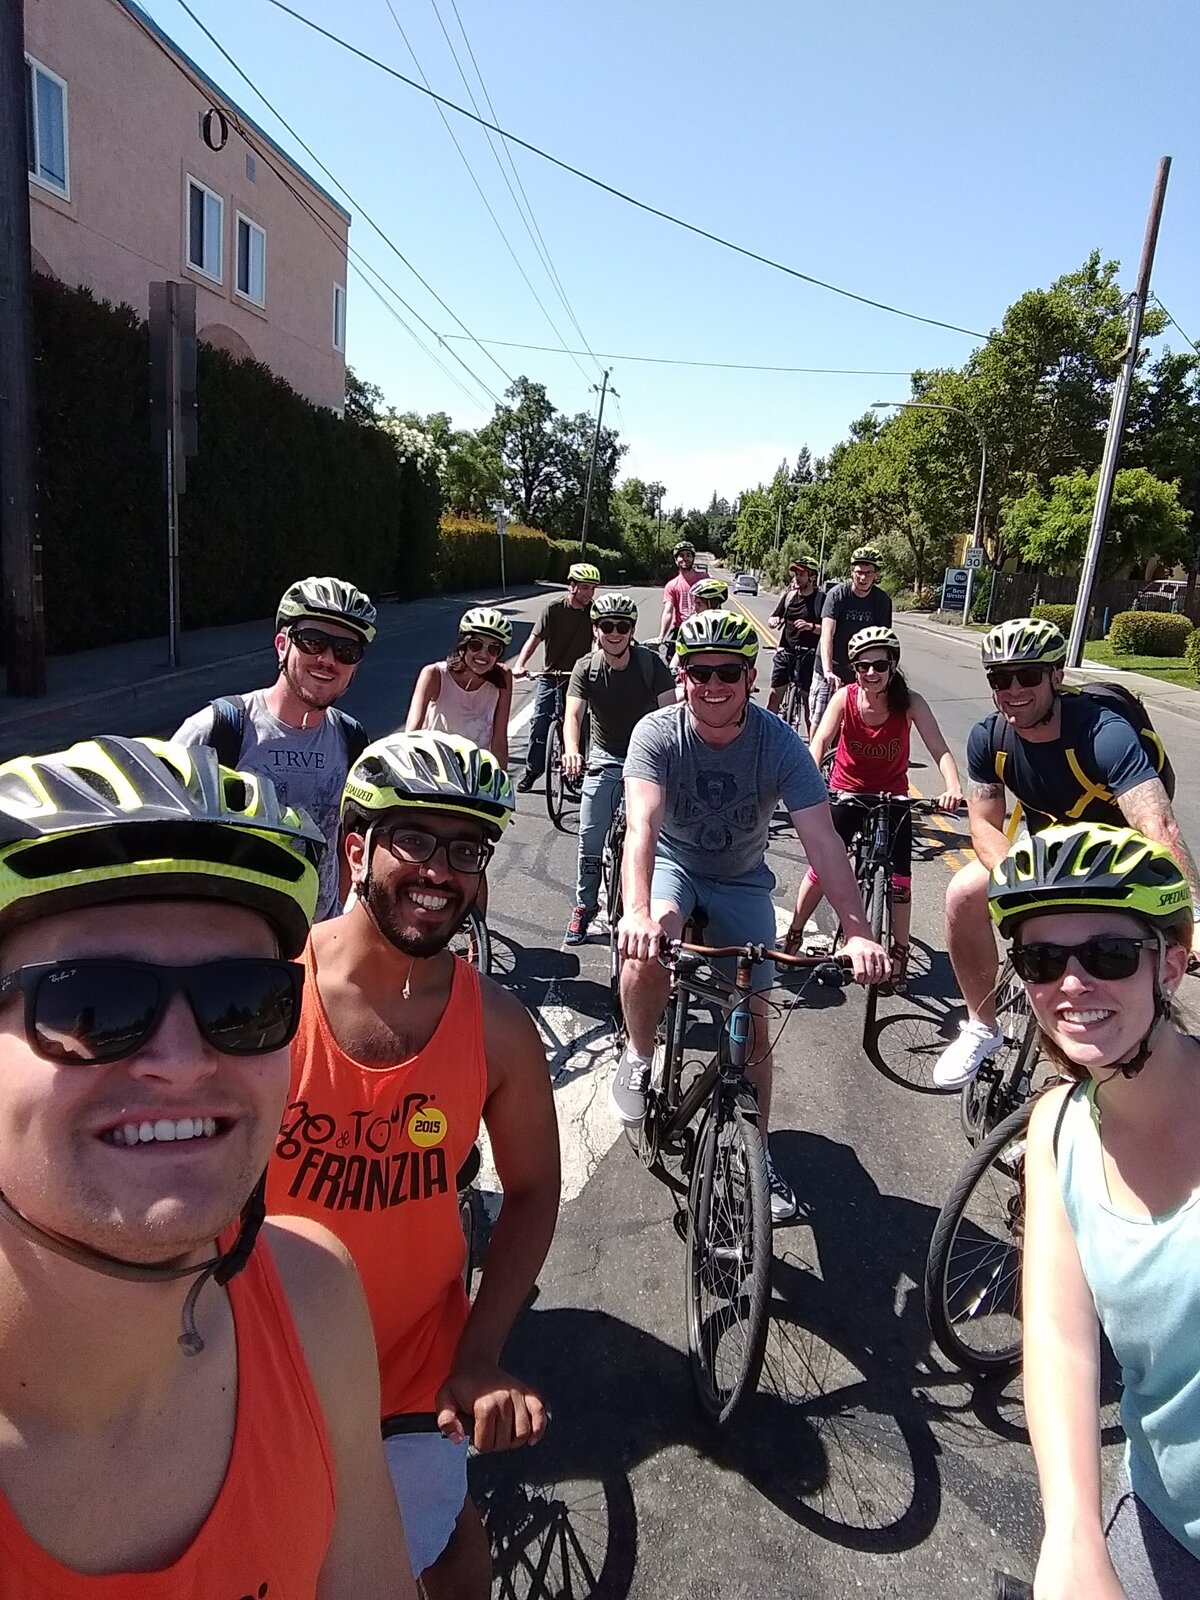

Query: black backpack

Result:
[585,643,659,698]
[988,682,1175,800]
[204,694,369,771]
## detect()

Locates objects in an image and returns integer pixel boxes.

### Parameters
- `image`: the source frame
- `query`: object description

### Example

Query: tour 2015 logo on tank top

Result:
[274,1090,451,1212]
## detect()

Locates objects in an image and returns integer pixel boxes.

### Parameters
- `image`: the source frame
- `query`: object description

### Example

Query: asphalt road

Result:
[34,575,1200,1598]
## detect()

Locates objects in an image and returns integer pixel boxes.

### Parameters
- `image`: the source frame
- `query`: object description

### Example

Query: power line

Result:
[1153,295,1200,357]
[173,0,515,395]
[438,0,603,378]
[439,335,917,375]
[381,0,592,387]
[260,0,991,342]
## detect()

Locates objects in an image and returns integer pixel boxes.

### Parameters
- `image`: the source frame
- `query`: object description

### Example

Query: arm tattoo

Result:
[1118,779,1200,903]
[970,781,1005,802]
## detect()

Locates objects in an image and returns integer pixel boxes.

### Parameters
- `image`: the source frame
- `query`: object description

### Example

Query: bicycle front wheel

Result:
[686,1088,772,1426]
[448,906,491,975]
[545,721,568,829]
[924,1098,1032,1375]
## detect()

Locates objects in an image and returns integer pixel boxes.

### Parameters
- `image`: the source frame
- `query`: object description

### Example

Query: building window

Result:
[236,215,266,306]
[25,57,69,197]
[186,178,223,282]
[332,284,347,352]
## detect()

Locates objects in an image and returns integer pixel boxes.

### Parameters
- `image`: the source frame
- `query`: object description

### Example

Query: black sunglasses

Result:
[0,958,304,1065]
[597,619,633,635]
[379,827,493,876]
[854,657,893,675]
[683,662,747,685]
[986,665,1048,691]
[1011,935,1157,985]
[289,626,365,666]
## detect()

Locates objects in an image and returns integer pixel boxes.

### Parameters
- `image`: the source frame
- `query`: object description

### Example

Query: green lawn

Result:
[1083,638,1198,688]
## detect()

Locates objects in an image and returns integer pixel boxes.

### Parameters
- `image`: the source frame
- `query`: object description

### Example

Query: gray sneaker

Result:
[609,1049,653,1126]
[764,1153,799,1224]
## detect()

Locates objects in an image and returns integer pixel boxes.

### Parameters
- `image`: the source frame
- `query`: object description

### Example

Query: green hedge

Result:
[436,517,550,589]
[1185,629,1200,684]
[32,275,438,651]
[1108,610,1194,658]
[1031,603,1077,632]
[545,539,631,581]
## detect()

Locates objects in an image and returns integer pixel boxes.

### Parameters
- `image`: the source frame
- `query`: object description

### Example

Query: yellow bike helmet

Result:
[343,732,514,839]
[276,575,377,645]
[848,626,901,662]
[459,606,512,647]
[981,617,1067,669]
[851,545,884,568]
[675,609,758,661]
[0,737,322,956]
[567,562,601,585]
[692,578,730,606]
[989,822,1189,939]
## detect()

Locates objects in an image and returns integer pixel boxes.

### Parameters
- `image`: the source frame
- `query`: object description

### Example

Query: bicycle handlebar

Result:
[827,791,956,815]
[668,939,853,980]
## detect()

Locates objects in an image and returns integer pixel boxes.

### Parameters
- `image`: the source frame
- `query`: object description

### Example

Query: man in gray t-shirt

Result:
[174,575,375,920]
[614,608,889,1223]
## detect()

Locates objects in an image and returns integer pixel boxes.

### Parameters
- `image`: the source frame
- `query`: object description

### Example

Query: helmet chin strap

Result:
[0,1172,266,1356]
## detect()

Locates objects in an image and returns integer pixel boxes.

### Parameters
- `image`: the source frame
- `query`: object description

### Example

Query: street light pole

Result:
[873,400,988,623]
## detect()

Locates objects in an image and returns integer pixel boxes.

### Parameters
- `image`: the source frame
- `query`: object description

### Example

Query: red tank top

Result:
[829,684,911,796]
[0,1238,335,1597]
[267,945,488,1416]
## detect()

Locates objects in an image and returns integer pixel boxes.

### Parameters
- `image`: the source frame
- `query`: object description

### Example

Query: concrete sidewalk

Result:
[0,584,543,755]
[896,610,1200,728]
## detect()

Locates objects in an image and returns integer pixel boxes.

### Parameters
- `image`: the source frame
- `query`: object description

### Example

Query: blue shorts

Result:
[651,853,778,993]
[384,1430,469,1576]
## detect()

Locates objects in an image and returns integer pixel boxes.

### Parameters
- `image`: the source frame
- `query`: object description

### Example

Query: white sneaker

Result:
[933,1019,1006,1090]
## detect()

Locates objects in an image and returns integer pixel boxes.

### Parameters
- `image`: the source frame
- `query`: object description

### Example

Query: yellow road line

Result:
[908,779,971,873]
[730,597,778,647]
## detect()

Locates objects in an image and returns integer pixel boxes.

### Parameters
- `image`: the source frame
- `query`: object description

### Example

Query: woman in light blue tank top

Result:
[988,822,1200,1600]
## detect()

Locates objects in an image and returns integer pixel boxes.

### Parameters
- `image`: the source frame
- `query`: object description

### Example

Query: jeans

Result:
[524,676,562,779]
[576,760,623,915]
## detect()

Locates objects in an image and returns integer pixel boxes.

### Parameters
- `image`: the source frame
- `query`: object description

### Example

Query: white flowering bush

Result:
[378,414,446,480]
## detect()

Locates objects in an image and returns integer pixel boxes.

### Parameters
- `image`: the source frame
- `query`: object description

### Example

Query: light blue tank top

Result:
[1057,1079,1200,1557]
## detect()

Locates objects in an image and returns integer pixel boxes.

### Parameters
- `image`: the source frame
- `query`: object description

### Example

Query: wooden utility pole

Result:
[579,368,614,555]
[1067,157,1172,667]
[0,0,47,694]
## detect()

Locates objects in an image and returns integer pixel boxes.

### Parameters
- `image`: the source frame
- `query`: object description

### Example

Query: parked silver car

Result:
[733,572,758,596]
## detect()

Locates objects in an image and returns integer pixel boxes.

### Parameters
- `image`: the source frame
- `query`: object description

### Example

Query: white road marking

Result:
[507,698,536,738]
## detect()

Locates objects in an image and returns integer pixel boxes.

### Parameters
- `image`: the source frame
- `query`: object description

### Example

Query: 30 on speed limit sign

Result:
[965,547,985,570]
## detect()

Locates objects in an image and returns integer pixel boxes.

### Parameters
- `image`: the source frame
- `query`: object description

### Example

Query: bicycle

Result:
[624,938,851,1426]
[530,670,586,832]
[602,794,626,1024]
[448,904,492,975]
[776,651,816,737]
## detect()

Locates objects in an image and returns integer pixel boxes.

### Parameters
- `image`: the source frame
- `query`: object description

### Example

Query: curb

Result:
[0,646,270,737]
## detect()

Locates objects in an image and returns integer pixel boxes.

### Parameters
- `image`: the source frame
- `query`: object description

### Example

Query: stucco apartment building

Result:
[24,0,350,411]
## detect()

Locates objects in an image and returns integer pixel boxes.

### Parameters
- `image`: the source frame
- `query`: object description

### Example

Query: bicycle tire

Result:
[861,864,889,1040]
[624,988,689,1194]
[925,1098,1033,1375]
[545,720,568,830]
[449,906,492,975]
[960,962,1039,1145]
[459,1184,485,1296]
[603,819,625,1028]
[686,1087,772,1426]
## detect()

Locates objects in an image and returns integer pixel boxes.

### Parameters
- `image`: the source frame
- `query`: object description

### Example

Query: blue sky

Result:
[151,0,1200,509]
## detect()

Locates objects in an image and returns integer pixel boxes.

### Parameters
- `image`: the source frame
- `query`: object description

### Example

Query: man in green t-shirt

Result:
[562,593,675,944]
[512,563,600,792]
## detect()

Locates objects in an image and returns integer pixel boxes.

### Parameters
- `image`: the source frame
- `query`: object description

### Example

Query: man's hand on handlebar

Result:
[841,935,890,986]
[935,787,964,812]
[511,663,530,680]
[619,910,663,963]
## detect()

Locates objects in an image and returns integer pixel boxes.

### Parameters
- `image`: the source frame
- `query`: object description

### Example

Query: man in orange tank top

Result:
[0,737,412,1597]
[268,731,561,1598]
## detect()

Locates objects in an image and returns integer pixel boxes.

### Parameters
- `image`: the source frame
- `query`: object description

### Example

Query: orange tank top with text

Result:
[0,1237,335,1599]
[266,944,488,1416]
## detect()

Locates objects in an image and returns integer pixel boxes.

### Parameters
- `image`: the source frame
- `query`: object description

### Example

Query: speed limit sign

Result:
[965,547,985,570]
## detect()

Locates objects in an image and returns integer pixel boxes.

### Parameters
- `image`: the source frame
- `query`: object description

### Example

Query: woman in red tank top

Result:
[786,627,962,980]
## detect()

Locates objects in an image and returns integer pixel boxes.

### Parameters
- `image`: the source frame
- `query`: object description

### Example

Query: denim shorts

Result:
[650,853,778,993]
[384,1429,469,1576]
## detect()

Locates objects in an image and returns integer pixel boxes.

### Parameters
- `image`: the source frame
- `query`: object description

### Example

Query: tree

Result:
[482,378,562,529]
[1001,467,1191,577]
[344,366,384,425]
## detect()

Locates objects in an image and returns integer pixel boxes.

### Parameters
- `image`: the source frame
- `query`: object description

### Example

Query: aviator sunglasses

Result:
[1010,935,1158,985]
[986,665,1048,692]
[289,626,365,666]
[0,958,304,1065]
[683,662,747,685]
[461,634,503,656]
